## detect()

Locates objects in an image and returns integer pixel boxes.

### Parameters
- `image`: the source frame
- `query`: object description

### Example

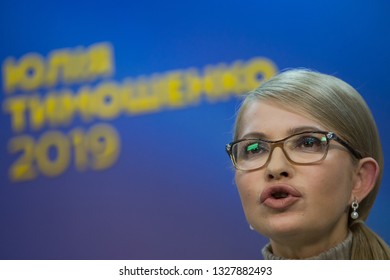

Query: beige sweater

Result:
[262,232,352,260]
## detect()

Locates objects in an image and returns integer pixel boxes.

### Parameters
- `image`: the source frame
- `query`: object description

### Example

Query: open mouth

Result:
[271,191,289,199]
[260,185,302,209]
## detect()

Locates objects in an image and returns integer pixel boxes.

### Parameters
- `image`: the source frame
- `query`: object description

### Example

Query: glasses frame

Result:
[226,131,363,171]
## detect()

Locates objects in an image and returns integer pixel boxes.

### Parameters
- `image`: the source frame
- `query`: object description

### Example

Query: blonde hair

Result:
[234,69,390,259]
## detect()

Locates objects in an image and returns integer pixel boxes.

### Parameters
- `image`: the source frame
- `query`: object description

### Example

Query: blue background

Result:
[0,0,389,259]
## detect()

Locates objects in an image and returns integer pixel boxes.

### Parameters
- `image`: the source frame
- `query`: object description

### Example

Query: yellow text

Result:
[3,57,277,133]
[8,123,120,182]
[2,42,114,93]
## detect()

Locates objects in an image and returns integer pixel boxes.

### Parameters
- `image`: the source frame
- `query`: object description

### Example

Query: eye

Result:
[246,142,261,153]
[241,141,269,158]
[294,135,326,152]
[302,137,320,147]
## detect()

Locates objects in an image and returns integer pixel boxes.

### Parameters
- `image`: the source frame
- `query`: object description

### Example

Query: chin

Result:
[255,213,306,238]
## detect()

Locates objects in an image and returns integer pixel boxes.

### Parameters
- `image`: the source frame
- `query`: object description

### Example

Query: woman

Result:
[226,69,390,259]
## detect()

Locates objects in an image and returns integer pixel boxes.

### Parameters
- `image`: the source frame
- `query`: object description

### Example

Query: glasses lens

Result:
[232,140,270,170]
[284,132,328,163]
[230,132,329,170]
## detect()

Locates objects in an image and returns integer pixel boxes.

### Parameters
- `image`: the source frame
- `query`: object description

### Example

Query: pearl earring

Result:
[351,200,359,220]
[249,224,254,231]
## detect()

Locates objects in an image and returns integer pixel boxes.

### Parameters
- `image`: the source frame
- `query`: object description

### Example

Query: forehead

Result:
[238,100,325,139]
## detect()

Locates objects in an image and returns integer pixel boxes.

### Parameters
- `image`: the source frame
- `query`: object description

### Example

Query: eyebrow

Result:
[240,126,324,140]
[287,126,324,135]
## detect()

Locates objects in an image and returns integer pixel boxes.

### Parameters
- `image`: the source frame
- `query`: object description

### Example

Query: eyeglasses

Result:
[226,131,362,171]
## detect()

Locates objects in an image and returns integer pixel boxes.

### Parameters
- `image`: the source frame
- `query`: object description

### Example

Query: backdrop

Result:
[1,0,389,259]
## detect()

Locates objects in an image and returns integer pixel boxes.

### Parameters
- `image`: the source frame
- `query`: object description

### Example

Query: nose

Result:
[264,146,293,181]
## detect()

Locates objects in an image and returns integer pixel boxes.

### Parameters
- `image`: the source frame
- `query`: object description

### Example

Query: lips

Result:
[260,185,302,210]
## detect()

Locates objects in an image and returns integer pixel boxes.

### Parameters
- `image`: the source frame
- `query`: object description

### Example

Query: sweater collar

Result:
[262,231,353,260]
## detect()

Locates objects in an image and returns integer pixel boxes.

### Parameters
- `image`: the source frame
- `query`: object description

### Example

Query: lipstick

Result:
[260,185,302,210]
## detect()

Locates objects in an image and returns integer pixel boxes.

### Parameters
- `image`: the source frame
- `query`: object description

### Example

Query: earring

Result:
[249,224,254,231]
[351,200,359,220]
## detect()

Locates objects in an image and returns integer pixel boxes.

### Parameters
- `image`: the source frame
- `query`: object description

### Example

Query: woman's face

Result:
[235,100,356,252]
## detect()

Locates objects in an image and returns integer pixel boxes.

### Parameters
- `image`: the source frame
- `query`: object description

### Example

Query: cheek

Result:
[235,172,261,209]
[303,163,354,210]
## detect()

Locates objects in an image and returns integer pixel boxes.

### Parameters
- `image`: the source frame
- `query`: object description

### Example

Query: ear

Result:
[351,157,380,202]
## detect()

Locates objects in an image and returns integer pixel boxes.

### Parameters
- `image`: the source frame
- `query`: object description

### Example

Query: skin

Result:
[235,100,362,259]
